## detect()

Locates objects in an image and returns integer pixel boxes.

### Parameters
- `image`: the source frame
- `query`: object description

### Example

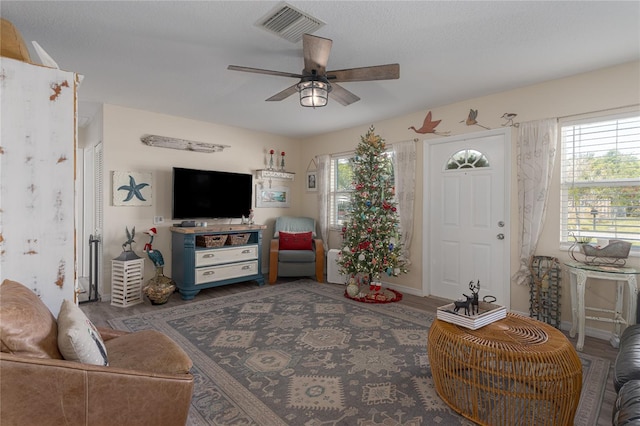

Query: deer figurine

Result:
[454,294,474,316]
[469,280,481,315]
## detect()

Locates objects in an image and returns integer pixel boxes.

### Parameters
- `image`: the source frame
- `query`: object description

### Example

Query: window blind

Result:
[560,111,640,247]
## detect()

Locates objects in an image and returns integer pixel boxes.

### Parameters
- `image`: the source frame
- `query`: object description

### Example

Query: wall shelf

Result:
[256,169,295,181]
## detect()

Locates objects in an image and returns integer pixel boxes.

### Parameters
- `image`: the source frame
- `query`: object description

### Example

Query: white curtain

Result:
[392,140,417,265]
[316,154,331,252]
[512,118,558,286]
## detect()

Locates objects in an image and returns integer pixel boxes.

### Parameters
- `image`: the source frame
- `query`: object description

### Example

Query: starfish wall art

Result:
[113,171,153,206]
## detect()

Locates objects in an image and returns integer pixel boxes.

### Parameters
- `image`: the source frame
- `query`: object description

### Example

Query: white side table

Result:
[565,261,638,351]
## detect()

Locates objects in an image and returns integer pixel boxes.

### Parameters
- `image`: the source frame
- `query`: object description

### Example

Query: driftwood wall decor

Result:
[141,134,230,153]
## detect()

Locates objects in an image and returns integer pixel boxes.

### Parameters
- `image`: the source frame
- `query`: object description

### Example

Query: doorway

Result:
[422,128,511,308]
[78,142,103,302]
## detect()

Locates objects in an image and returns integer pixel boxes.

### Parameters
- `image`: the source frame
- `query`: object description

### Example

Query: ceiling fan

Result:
[227,34,399,107]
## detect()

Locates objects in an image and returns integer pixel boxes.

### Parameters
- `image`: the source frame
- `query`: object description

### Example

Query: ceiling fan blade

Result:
[328,64,400,83]
[329,83,360,106]
[227,65,303,79]
[266,84,299,102]
[303,34,332,74]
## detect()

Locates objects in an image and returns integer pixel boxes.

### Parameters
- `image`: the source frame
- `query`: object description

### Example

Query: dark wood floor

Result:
[81,277,618,426]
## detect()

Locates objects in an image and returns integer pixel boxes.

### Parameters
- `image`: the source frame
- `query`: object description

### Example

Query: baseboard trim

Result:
[382,281,424,297]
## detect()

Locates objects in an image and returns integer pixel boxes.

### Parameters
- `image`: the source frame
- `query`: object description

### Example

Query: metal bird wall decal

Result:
[409,111,450,135]
[501,113,519,127]
[460,109,490,130]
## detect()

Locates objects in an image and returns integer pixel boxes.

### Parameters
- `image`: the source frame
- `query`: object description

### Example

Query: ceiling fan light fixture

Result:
[297,75,331,108]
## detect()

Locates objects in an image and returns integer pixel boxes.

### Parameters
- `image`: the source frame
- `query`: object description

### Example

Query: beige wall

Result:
[299,61,639,329]
[91,61,639,335]
[97,105,301,296]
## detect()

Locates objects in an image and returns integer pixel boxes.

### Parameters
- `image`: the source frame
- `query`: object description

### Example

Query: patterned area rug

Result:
[108,280,608,426]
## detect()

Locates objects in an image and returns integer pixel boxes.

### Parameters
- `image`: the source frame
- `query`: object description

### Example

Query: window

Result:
[329,151,394,228]
[446,149,490,170]
[330,155,354,228]
[560,111,640,251]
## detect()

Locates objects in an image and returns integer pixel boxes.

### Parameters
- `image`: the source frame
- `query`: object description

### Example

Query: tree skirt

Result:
[344,287,403,303]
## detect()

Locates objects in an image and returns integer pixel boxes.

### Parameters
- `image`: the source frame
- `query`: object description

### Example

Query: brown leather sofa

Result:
[0,279,194,425]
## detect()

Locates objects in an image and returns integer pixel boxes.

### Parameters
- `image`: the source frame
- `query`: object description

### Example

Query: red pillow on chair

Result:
[279,232,313,251]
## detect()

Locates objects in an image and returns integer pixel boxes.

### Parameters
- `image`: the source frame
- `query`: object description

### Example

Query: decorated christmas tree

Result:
[338,126,408,302]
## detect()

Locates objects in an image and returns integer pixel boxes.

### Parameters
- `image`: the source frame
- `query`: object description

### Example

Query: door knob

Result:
[497,233,505,240]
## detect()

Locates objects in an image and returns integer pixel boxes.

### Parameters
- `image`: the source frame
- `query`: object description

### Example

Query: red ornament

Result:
[269,149,275,155]
[281,151,285,156]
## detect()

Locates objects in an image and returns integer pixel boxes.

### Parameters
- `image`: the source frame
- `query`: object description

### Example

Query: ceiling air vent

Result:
[256,2,325,43]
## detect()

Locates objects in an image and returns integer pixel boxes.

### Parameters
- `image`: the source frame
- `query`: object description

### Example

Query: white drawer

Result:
[195,260,258,284]
[195,245,258,267]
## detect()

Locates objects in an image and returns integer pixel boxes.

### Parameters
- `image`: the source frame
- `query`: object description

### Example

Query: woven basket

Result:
[227,233,250,245]
[427,312,582,426]
[196,234,227,248]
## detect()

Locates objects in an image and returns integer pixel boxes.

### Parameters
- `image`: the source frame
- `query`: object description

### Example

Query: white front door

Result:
[423,128,511,308]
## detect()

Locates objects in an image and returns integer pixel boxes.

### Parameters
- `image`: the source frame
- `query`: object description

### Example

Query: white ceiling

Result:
[2,1,639,138]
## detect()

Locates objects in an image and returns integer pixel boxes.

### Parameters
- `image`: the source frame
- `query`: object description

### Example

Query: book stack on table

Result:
[436,301,506,330]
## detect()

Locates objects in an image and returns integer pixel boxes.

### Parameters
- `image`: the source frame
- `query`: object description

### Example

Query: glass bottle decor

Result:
[280,151,285,171]
[269,149,275,170]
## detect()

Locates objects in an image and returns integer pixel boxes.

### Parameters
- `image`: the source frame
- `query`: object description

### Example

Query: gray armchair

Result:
[269,216,324,284]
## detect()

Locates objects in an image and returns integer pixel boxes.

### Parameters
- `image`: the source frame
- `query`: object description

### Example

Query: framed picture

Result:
[306,171,317,192]
[256,186,290,208]
[113,171,153,206]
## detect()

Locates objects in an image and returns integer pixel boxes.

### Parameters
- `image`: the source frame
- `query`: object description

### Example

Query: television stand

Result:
[170,224,266,300]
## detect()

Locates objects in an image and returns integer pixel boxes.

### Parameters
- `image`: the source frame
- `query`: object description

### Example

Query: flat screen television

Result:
[172,167,252,219]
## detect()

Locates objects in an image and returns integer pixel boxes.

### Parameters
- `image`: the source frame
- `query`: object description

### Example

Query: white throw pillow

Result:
[57,299,108,366]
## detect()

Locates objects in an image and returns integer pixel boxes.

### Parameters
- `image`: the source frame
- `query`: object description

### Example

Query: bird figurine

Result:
[501,113,518,127]
[460,109,490,130]
[409,111,450,135]
[143,227,164,268]
[122,226,136,252]
[142,227,175,305]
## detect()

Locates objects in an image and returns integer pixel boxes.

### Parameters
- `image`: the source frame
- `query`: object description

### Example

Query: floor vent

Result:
[256,2,325,43]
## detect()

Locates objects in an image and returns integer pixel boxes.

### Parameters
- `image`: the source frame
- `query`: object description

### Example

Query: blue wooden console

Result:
[171,224,266,300]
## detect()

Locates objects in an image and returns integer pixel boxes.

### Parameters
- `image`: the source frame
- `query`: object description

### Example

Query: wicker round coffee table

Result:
[428,312,582,426]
